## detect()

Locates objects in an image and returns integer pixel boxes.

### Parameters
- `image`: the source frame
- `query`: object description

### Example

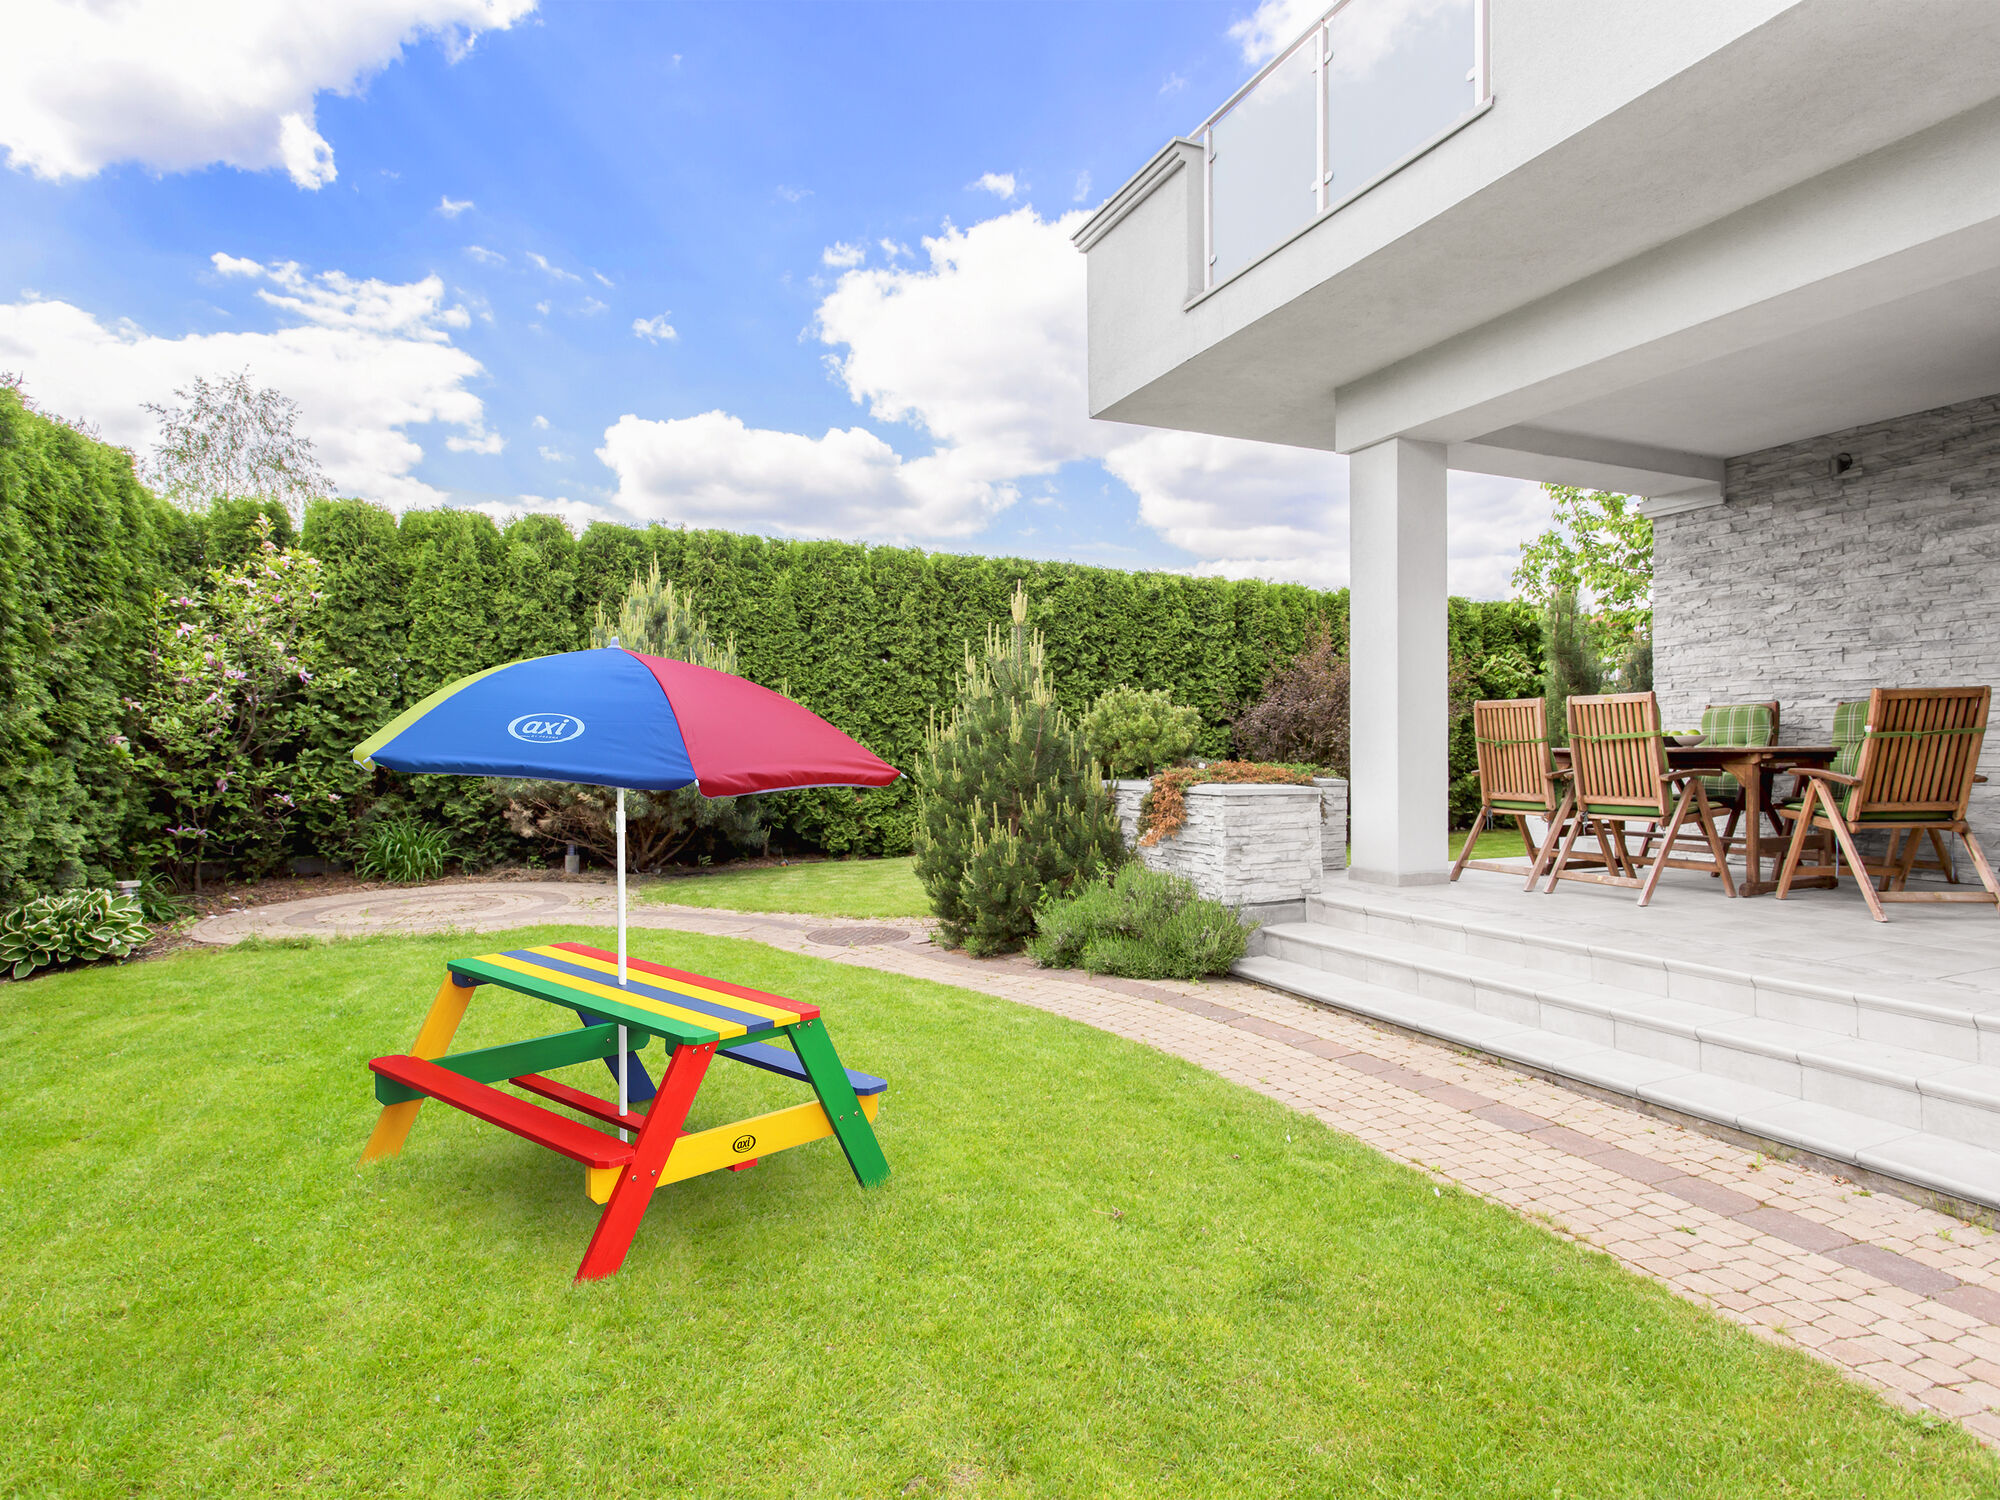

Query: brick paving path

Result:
[202,888,2000,1447]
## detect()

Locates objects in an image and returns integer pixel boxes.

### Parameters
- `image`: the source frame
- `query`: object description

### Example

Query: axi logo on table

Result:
[507,713,587,744]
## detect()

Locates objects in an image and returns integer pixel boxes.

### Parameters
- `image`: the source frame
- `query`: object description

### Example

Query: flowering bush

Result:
[126,519,359,888]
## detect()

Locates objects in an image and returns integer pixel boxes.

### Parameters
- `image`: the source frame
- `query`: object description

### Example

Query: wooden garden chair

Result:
[1540,692,1738,904]
[1452,697,1603,889]
[1638,700,1782,865]
[1775,687,1998,921]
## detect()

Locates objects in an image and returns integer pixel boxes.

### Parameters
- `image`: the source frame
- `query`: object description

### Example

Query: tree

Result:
[913,584,1123,955]
[1513,484,1654,692]
[1540,584,1604,745]
[143,371,333,518]
[492,559,765,869]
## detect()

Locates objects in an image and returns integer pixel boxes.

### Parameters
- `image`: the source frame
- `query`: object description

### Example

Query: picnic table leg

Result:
[789,1018,891,1188]
[575,1039,716,1282]
[361,974,476,1162]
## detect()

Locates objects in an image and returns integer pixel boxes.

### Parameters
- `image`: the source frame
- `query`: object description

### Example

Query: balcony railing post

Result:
[1315,23,1329,215]
[1203,127,1215,292]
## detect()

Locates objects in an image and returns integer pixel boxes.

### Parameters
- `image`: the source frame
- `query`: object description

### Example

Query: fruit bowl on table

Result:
[1665,732,1707,747]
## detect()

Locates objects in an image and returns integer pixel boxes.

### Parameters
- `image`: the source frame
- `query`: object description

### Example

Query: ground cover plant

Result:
[1028,863,1248,979]
[642,855,928,919]
[4,929,1994,1497]
[0,887,149,979]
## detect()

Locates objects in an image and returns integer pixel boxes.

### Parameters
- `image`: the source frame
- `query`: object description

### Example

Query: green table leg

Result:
[789,1017,890,1188]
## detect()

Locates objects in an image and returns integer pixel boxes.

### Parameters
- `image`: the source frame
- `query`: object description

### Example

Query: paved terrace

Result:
[197,882,2000,1449]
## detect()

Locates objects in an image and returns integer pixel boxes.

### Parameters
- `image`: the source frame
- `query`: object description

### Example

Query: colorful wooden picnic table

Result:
[360,941,889,1280]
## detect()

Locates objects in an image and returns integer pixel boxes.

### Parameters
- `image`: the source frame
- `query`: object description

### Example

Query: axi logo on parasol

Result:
[507,713,587,744]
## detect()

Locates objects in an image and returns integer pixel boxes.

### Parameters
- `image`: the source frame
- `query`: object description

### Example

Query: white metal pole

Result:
[617,784,629,1140]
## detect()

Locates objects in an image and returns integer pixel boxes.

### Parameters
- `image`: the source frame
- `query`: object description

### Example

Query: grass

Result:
[5,932,1995,1496]
[642,855,928,918]
[1448,826,1542,863]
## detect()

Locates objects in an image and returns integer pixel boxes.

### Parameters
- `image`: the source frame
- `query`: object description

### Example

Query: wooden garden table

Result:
[1555,744,1838,896]
[359,941,889,1281]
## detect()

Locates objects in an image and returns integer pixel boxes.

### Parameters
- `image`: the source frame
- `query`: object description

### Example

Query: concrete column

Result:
[1347,437,1449,886]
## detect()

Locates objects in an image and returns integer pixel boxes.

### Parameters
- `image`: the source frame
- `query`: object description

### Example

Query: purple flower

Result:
[327,792,342,802]
[175,622,196,636]
[216,776,229,791]
[298,669,312,682]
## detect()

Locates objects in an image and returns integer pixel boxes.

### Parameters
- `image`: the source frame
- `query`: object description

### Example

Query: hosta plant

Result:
[1,889,150,980]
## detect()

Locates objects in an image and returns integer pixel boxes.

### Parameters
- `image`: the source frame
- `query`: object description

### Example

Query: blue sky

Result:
[0,0,1547,594]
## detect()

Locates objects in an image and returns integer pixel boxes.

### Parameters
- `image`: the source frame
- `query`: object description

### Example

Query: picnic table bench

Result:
[360,941,890,1281]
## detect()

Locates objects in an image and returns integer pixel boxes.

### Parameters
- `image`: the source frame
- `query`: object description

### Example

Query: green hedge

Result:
[0,389,1545,897]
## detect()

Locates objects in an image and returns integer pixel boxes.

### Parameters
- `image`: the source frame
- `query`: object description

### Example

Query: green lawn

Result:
[643,855,928,918]
[5,932,1993,1498]
[1448,826,1543,863]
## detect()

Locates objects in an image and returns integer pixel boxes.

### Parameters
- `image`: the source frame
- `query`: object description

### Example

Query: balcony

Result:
[1199,0,1489,292]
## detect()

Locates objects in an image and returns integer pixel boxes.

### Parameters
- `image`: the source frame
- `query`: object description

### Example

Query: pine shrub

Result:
[493,560,765,869]
[1081,684,1201,778]
[1028,863,1249,980]
[913,585,1123,955]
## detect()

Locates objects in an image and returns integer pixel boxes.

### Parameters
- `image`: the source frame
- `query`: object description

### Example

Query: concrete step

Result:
[1305,887,2000,1066]
[1252,920,2000,1155]
[1232,953,2000,1212]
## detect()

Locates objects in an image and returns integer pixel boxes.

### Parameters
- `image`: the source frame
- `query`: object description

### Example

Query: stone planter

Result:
[1110,776,1347,923]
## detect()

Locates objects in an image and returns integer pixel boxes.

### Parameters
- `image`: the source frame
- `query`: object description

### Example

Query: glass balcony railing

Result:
[1200,0,1489,290]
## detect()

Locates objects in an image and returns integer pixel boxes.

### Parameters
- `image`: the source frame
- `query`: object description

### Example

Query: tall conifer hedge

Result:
[0,405,1543,896]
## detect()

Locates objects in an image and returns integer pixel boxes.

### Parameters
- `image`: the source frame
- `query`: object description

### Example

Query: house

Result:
[1075,0,2000,1209]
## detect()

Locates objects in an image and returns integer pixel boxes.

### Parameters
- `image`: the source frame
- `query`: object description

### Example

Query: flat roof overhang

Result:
[1081,0,2000,496]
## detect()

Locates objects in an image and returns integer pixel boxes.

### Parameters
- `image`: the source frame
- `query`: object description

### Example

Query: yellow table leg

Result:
[360,974,475,1162]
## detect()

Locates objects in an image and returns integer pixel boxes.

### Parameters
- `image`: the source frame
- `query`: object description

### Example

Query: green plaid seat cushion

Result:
[1698,703,1776,803]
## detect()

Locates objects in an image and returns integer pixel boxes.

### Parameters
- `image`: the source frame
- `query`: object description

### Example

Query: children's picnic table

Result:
[360,941,889,1281]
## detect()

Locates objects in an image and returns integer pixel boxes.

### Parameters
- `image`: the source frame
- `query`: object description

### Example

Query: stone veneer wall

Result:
[1109,778,1345,908]
[1653,392,2000,858]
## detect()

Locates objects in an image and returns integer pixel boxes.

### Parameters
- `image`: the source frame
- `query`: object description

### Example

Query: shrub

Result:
[355,813,451,884]
[0,888,149,979]
[1139,761,1319,846]
[1231,622,1350,774]
[125,518,361,890]
[913,585,1123,956]
[1028,863,1250,980]
[494,559,766,869]
[1081,685,1202,779]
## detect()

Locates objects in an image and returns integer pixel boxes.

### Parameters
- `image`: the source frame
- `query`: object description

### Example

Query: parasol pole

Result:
[616,784,629,1139]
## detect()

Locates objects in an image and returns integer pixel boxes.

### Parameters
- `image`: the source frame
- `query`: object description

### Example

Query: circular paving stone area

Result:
[801,925,913,948]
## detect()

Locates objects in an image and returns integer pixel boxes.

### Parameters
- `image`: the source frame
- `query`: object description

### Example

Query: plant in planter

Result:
[913,584,1122,956]
[1,888,149,979]
[1081,685,1202,779]
[1138,760,1319,847]
[1028,863,1249,980]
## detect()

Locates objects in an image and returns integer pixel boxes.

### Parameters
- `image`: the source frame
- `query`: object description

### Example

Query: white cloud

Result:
[445,428,504,454]
[592,202,1547,592]
[210,252,263,279]
[0,257,491,508]
[970,172,1016,199]
[1160,72,1188,95]
[464,244,506,265]
[1072,170,1093,203]
[821,241,866,269]
[597,411,1009,539]
[526,252,579,283]
[579,296,607,316]
[775,184,812,203]
[534,300,550,315]
[632,314,677,344]
[878,239,910,259]
[532,413,549,429]
[1231,0,1453,69]
[592,269,614,288]
[0,1,535,190]
[438,194,474,217]
[538,445,569,462]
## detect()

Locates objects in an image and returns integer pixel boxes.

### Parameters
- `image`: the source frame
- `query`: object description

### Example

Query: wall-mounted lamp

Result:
[1830,451,1856,477]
